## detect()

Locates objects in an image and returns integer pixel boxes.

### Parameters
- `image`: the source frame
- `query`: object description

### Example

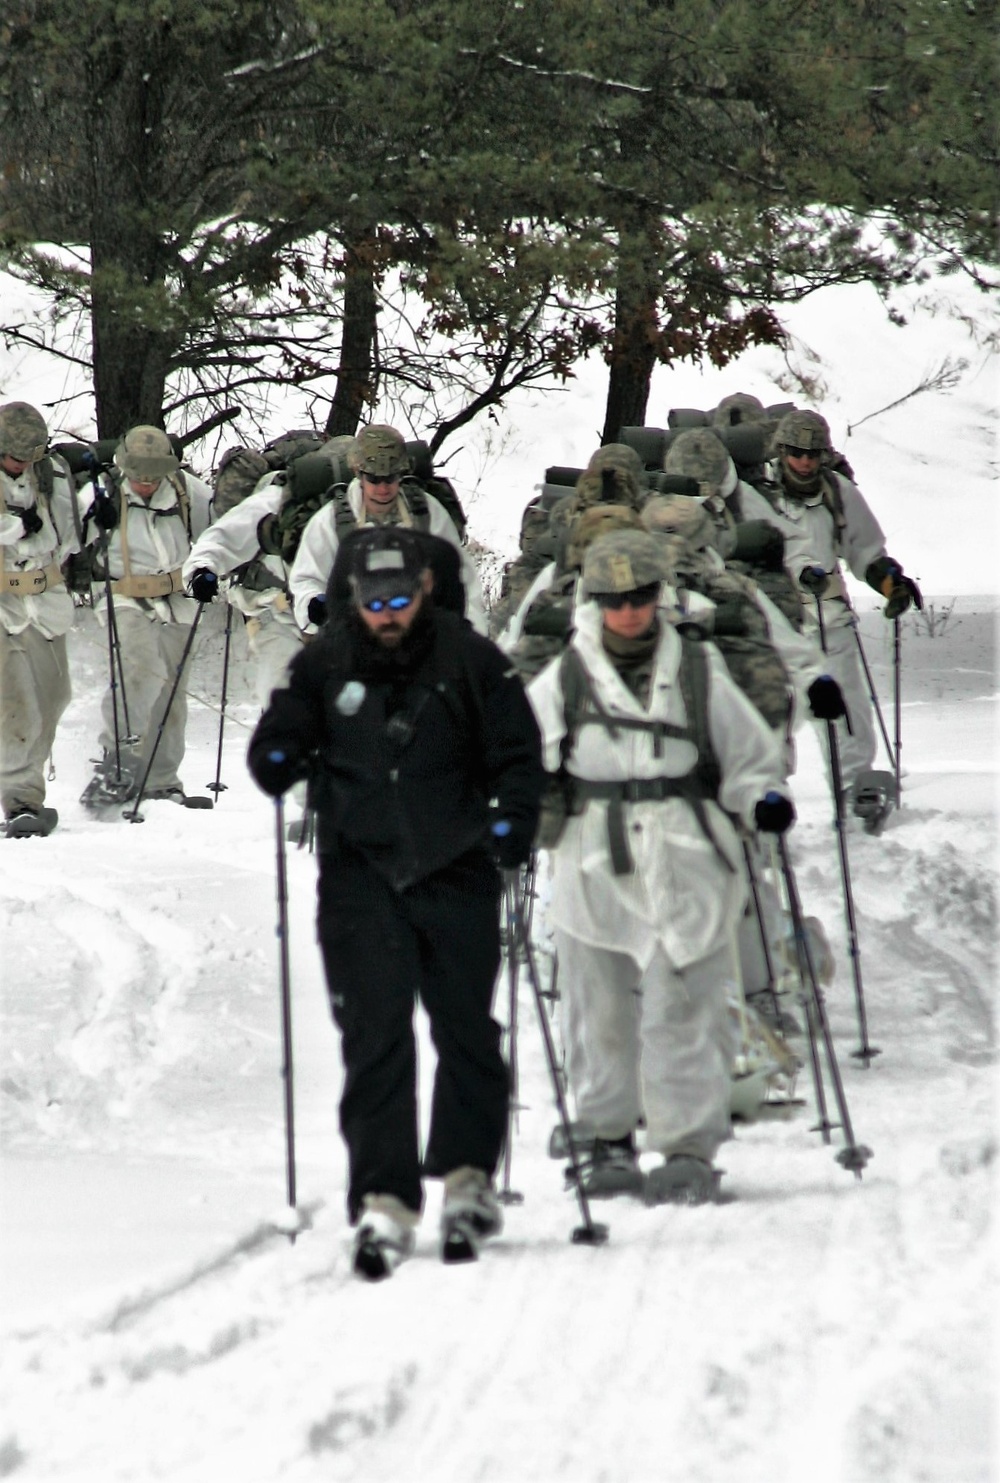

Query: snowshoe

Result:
[144,785,214,809]
[4,805,58,839]
[644,1155,722,1207]
[440,1168,502,1264]
[570,1135,645,1199]
[80,770,136,814]
[851,769,896,835]
[351,1204,415,1282]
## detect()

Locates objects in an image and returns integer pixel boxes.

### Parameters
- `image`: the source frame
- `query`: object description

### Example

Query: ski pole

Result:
[742,838,780,1023]
[851,618,894,770]
[207,601,234,796]
[502,866,608,1247]
[125,605,207,822]
[83,455,136,779]
[823,717,879,1064]
[893,616,902,807]
[497,877,525,1207]
[274,793,299,1240]
[776,836,872,1179]
[810,593,878,1063]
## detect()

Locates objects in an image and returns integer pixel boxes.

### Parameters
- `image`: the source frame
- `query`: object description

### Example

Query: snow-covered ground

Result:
[0,597,995,1483]
[0,270,997,1481]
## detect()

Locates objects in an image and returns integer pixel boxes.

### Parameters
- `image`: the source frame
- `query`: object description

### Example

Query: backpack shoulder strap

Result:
[820,471,847,536]
[168,471,191,534]
[331,483,357,540]
[676,634,721,797]
[400,479,431,532]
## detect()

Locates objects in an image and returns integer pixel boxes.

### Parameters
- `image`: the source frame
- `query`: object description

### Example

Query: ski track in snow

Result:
[1,607,996,1478]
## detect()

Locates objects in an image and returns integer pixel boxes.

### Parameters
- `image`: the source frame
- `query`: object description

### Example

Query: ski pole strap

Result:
[573,775,734,876]
[2,561,64,595]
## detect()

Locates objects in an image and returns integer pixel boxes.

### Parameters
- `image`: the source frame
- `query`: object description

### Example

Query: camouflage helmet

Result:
[581,529,672,598]
[0,402,49,463]
[663,428,731,494]
[641,494,718,553]
[352,424,410,478]
[565,503,643,572]
[114,425,180,482]
[773,409,832,454]
[711,392,766,428]
[586,442,646,483]
[573,462,643,512]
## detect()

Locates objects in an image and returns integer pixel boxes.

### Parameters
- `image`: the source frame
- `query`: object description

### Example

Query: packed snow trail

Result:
[0,605,995,1483]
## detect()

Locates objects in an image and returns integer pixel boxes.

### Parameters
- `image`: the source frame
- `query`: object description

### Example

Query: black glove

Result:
[251,745,305,798]
[307,594,327,628]
[798,565,828,594]
[89,491,118,531]
[711,599,749,638]
[754,791,796,834]
[807,675,847,720]
[18,505,44,538]
[865,556,922,619]
[731,520,786,571]
[885,574,922,621]
[490,818,534,870]
[189,568,219,604]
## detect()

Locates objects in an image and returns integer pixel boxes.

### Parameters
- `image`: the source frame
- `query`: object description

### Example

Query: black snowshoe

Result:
[851,770,896,835]
[4,805,58,839]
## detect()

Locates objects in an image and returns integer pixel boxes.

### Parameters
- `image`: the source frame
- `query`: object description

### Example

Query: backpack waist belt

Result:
[3,562,65,595]
[573,775,733,877]
[110,568,184,599]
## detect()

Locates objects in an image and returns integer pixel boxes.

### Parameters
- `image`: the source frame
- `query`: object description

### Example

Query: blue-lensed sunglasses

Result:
[363,592,415,614]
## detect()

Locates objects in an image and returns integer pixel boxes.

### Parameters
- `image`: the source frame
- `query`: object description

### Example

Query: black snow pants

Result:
[316,848,508,1223]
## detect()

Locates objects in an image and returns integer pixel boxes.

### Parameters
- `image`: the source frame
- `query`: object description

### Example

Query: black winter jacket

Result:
[248,606,544,890]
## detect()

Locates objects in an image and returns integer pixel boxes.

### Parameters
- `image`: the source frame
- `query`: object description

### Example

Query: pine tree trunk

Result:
[325,238,378,437]
[86,49,173,438]
[601,226,660,444]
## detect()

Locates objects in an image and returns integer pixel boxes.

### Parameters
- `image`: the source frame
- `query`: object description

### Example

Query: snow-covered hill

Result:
[0,598,995,1483]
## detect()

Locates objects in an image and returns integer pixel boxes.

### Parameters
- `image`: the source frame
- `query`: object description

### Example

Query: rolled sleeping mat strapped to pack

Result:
[540,482,576,509]
[51,439,120,482]
[618,426,669,470]
[544,465,586,489]
[667,407,711,430]
[404,439,434,483]
[714,421,769,470]
[286,448,352,502]
[646,471,702,497]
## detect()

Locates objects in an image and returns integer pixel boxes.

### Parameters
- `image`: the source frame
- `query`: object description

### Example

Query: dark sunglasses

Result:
[362,472,400,486]
[596,582,660,611]
[363,592,415,614]
[783,445,822,460]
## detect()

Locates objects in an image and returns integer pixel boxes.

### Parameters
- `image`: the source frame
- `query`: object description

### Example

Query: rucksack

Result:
[212,447,270,517]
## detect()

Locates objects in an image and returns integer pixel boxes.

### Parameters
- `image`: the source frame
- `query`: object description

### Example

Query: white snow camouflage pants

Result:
[554,929,739,1162]
[0,624,71,816]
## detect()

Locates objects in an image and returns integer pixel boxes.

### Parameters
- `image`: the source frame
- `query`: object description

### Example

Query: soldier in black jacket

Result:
[248,525,544,1280]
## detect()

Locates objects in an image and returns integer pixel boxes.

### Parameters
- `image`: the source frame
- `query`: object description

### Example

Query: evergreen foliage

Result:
[0,0,994,447]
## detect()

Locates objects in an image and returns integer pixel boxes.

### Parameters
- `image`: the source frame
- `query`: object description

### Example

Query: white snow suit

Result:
[737,471,888,787]
[182,483,306,709]
[92,471,212,794]
[289,478,487,636]
[0,457,88,817]
[527,601,785,1161]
